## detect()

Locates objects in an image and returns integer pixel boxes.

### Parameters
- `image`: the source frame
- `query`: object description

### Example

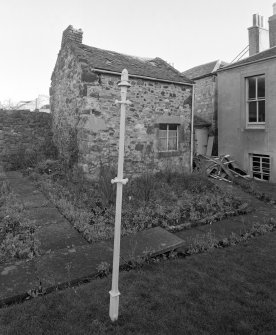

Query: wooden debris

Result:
[193,154,250,182]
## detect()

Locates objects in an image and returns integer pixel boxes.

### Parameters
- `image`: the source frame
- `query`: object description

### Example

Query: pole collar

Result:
[109,290,120,298]
[115,99,131,105]
[111,177,128,185]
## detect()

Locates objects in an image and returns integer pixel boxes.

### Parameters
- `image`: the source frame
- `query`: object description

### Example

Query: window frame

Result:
[250,153,270,181]
[158,123,179,152]
[246,74,265,129]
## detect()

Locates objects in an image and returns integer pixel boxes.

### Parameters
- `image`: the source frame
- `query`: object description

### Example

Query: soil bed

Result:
[30,162,251,242]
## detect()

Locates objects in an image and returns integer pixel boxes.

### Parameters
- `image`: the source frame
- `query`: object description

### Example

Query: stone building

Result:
[182,60,227,155]
[50,25,194,178]
[217,5,276,182]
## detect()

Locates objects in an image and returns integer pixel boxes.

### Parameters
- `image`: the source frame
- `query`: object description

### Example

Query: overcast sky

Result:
[0,0,274,103]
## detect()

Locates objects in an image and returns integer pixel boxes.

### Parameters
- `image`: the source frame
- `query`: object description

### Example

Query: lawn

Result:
[28,160,250,242]
[0,231,275,334]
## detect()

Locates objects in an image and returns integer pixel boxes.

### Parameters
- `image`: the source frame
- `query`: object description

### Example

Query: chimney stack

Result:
[269,3,276,48]
[61,25,83,48]
[248,14,269,56]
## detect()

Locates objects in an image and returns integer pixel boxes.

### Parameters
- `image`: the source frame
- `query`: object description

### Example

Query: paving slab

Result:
[192,217,253,239]
[174,208,276,254]
[24,207,68,227]
[0,227,184,306]
[120,226,184,260]
[5,177,38,195]
[0,260,38,305]
[13,193,53,209]
[3,171,22,180]
[35,221,89,254]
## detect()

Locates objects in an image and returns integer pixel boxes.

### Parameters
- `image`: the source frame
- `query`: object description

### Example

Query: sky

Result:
[0,0,274,104]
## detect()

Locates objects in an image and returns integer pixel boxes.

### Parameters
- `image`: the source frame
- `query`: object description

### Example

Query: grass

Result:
[0,180,39,263]
[0,231,275,334]
[233,177,276,204]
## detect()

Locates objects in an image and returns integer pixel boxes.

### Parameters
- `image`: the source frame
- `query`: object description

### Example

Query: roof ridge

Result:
[182,60,218,73]
[212,59,223,73]
[79,43,153,62]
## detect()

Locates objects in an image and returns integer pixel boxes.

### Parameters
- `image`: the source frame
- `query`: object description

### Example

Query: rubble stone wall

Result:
[193,75,217,129]
[0,110,52,165]
[193,75,218,154]
[50,49,193,178]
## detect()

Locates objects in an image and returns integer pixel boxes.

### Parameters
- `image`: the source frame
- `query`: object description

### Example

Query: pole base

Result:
[109,290,120,321]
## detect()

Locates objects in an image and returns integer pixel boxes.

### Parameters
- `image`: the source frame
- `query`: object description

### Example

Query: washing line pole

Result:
[109,69,131,322]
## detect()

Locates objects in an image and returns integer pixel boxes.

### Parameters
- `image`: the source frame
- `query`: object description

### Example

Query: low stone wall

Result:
[0,110,53,168]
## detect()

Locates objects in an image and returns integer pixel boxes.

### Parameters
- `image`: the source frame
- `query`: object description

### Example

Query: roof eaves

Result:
[72,43,194,85]
[191,72,216,80]
[218,54,276,72]
[93,68,195,85]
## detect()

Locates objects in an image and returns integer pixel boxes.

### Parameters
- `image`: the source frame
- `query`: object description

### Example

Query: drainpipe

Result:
[190,85,195,173]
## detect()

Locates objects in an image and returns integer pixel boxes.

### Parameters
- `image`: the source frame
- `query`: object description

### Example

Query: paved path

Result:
[4,171,89,254]
[0,171,183,305]
[0,171,275,306]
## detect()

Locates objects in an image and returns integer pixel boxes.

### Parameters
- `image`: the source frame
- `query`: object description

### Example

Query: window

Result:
[159,124,178,151]
[250,154,270,181]
[246,75,265,126]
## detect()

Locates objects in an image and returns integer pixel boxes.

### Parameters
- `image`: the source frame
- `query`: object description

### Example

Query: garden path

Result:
[0,171,276,307]
[0,170,184,306]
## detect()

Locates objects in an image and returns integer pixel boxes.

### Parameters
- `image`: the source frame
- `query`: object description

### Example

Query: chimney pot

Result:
[269,3,276,48]
[61,25,83,48]
[248,14,269,55]
[252,14,264,27]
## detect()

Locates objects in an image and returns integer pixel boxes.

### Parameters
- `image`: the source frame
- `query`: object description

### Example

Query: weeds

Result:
[3,137,58,172]
[233,177,275,204]
[0,180,39,262]
[96,261,111,278]
[98,162,116,206]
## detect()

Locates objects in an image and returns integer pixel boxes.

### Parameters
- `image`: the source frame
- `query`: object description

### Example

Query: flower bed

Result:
[29,162,251,243]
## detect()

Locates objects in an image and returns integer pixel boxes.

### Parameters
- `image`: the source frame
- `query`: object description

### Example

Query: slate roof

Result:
[73,44,193,85]
[218,46,276,71]
[194,115,211,127]
[182,60,228,80]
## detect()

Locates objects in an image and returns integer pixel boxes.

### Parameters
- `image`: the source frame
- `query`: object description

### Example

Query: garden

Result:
[0,140,254,261]
[24,157,251,244]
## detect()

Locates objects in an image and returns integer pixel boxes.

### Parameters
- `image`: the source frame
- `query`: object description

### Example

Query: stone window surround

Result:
[155,116,182,157]
[158,123,179,152]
